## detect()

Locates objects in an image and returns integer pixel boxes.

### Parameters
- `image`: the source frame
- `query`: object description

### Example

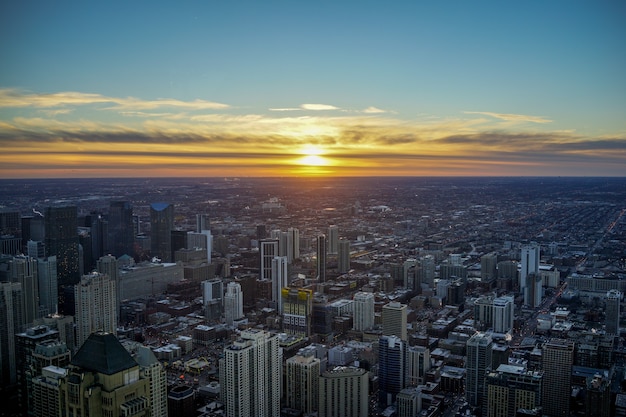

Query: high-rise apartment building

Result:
[338,239,350,273]
[224,281,243,326]
[382,301,407,341]
[285,350,320,414]
[474,295,514,334]
[9,255,39,326]
[37,256,58,316]
[353,292,375,331]
[108,201,134,258]
[281,287,313,336]
[202,278,223,322]
[0,209,21,255]
[485,364,543,417]
[44,205,80,286]
[327,225,339,255]
[271,256,288,311]
[317,234,326,282]
[319,366,369,417]
[542,338,574,417]
[31,365,68,417]
[466,332,493,408]
[259,239,279,281]
[481,252,498,282]
[0,282,23,386]
[196,213,210,233]
[134,346,168,417]
[150,202,173,263]
[74,272,117,349]
[60,332,150,417]
[406,345,431,387]
[606,289,621,335]
[418,255,435,287]
[220,329,282,417]
[287,227,300,263]
[521,243,541,307]
[379,335,406,406]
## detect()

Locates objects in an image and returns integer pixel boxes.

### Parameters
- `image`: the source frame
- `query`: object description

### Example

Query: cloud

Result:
[268,107,301,112]
[0,88,230,111]
[363,106,387,114]
[300,103,340,111]
[464,111,552,124]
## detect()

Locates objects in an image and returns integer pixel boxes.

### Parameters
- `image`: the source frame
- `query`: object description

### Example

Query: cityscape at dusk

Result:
[1,1,625,178]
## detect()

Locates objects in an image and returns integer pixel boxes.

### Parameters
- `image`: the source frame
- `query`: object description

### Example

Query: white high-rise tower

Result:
[74,272,117,349]
[353,292,375,331]
[224,282,244,326]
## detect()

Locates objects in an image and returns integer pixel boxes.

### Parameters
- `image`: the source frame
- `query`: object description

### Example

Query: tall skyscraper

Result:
[74,272,118,349]
[382,301,407,341]
[542,339,574,417]
[259,239,279,281]
[196,213,210,233]
[474,295,514,334]
[281,287,313,336]
[0,209,21,255]
[271,256,288,310]
[353,292,375,331]
[606,289,621,335]
[481,252,498,282]
[379,335,406,406]
[327,225,339,255]
[319,366,369,417]
[224,281,244,326]
[338,239,351,274]
[220,329,282,417]
[97,254,119,313]
[520,243,540,305]
[485,364,543,417]
[60,332,149,417]
[108,201,134,258]
[202,278,223,322]
[417,255,435,287]
[466,332,493,408]
[317,234,326,283]
[150,202,173,263]
[285,350,320,414]
[0,282,23,386]
[37,256,58,316]
[86,211,107,263]
[9,255,39,325]
[286,227,300,263]
[44,205,80,286]
[134,345,168,417]
[32,366,68,417]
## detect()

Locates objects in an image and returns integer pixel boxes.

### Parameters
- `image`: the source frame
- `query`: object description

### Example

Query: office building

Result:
[606,289,621,335]
[406,345,431,387]
[542,338,574,417]
[328,225,339,255]
[224,281,244,326]
[521,243,541,307]
[353,292,375,331]
[0,282,23,386]
[481,252,498,282]
[485,364,543,417]
[319,366,368,417]
[281,287,313,336]
[44,205,80,287]
[474,295,514,334]
[379,335,406,406]
[0,209,21,255]
[202,278,223,322]
[285,350,321,414]
[150,202,173,263]
[220,329,282,417]
[196,213,210,233]
[32,365,68,417]
[271,255,288,311]
[168,385,194,416]
[382,301,407,341]
[60,332,150,417]
[417,255,436,287]
[259,239,279,281]
[8,255,39,326]
[74,272,118,349]
[466,332,493,408]
[187,230,213,264]
[287,227,300,263]
[37,256,58,316]
[317,234,326,282]
[338,239,350,273]
[27,240,45,258]
[108,201,134,258]
[134,346,168,417]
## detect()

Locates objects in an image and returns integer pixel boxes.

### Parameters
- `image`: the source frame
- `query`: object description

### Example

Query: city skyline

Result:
[1,1,625,178]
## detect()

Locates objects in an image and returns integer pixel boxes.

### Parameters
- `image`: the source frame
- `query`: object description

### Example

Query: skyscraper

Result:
[224,281,243,326]
[327,225,339,255]
[285,350,320,414]
[338,238,351,274]
[259,238,279,281]
[485,364,543,417]
[406,345,431,387]
[481,252,498,282]
[74,272,118,349]
[317,234,326,283]
[196,213,210,233]
[271,256,288,310]
[0,209,21,255]
[220,329,282,417]
[37,256,58,316]
[466,332,493,408]
[44,205,80,286]
[542,339,574,417]
[0,282,23,386]
[134,346,168,417]
[319,366,369,417]
[353,292,375,331]
[9,255,39,326]
[417,255,435,287]
[108,201,134,258]
[281,287,313,336]
[97,254,119,313]
[150,202,173,263]
[382,301,407,341]
[202,278,223,322]
[606,289,621,335]
[379,335,406,406]
[520,243,540,306]
[286,227,300,263]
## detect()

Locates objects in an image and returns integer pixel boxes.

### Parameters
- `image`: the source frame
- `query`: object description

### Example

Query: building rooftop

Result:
[71,332,138,375]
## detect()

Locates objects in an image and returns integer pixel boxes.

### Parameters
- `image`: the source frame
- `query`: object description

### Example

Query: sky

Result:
[1,1,625,178]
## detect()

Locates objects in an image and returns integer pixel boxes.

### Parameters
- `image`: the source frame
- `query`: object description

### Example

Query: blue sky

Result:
[1,1,625,177]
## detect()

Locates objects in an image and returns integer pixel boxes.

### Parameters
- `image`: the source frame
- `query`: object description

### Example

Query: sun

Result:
[298,145,329,166]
